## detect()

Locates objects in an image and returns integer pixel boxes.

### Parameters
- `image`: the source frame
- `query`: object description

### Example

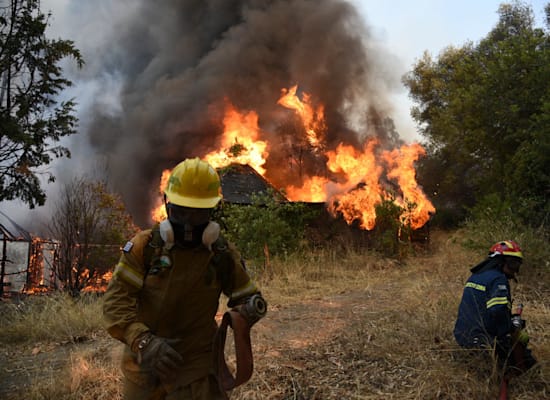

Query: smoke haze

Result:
[20,0,406,229]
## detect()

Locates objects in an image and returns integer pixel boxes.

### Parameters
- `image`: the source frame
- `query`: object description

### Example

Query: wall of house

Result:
[2,241,30,292]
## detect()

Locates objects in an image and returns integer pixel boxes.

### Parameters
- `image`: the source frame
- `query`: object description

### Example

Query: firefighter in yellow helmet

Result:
[103,158,266,400]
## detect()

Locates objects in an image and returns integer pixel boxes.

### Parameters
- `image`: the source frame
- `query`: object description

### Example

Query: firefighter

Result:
[103,158,266,400]
[453,240,537,373]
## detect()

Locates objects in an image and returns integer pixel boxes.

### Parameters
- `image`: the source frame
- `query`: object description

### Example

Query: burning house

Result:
[0,211,59,296]
[147,86,435,241]
[52,1,436,238]
[218,163,287,205]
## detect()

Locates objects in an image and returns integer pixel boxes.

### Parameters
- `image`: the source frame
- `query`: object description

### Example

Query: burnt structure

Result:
[218,163,287,205]
[217,164,430,251]
[0,211,59,296]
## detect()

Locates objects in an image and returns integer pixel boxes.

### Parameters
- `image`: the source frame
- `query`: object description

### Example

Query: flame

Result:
[284,139,434,230]
[204,103,269,174]
[286,176,329,202]
[382,143,436,229]
[286,140,384,230]
[81,270,113,293]
[278,85,326,149]
[149,85,435,231]
[151,169,171,223]
[325,140,384,230]
[150,103,270,223]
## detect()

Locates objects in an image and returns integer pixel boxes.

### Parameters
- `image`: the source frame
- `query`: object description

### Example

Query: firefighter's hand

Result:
[134,333,183,381]
[517,330,529,345]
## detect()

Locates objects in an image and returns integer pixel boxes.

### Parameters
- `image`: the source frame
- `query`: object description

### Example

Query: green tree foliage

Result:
[460,193,550,270]
[404,1,550,227]
[217,190,319,264]
[48,177,138,294]
[0,0,83,207]
[372,198,404,257]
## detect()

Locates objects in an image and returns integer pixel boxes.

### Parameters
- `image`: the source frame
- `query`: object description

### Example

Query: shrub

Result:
[461,194,549,269]
[216,190,319,264]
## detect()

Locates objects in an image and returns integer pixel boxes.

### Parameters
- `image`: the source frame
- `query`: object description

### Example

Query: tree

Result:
[0,0,83,208]
[48,176,137,294]
[404,1,550,227]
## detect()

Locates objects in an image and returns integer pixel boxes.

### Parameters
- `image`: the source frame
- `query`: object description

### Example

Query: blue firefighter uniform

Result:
[454,267,512,349]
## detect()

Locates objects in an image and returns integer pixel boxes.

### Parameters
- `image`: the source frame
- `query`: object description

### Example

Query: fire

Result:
[285,140,384,230]
[278,85,326,149]
[204,103,269,175]
[151,169,171,223]
[151,103,270,223]
[81,270,113,293]
[285,139,434,230]
[325,140,385,230]
[150,85,435,231]
[286,176,329,202]
[382,143,436,228]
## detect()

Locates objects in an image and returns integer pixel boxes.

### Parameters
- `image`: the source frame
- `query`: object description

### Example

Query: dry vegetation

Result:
[0,229,548,399]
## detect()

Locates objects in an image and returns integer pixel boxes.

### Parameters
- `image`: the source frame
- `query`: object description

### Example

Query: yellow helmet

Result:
[164,158,222,208]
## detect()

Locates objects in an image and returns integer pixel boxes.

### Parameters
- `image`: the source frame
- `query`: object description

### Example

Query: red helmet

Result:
[489,240,523,259]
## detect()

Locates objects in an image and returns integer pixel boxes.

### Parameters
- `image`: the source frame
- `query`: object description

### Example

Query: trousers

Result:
[123,374,227,400]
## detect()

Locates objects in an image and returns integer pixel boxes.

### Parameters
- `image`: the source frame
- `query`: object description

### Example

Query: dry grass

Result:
[0,293,104,344]
[0,229,548,399]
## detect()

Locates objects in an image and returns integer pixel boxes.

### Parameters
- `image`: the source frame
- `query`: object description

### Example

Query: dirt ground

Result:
[0,285,393,399]
[1,237,548,399]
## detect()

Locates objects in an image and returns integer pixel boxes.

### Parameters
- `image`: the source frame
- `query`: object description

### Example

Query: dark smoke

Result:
[81,0,401,227]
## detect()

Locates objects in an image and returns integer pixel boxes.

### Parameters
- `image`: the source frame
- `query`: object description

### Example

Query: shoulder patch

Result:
[497,284,507,291]
[123,241,134,253]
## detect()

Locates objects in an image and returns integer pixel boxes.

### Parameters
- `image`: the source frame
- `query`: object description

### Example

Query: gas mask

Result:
[166,203,212,245]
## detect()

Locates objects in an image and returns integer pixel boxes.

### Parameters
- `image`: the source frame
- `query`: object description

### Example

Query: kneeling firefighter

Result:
[103,158,267,400]
[453,240,537,374]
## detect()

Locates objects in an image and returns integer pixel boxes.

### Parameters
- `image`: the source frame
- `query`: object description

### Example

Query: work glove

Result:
[133,333,184,382]
[516,330,529,345]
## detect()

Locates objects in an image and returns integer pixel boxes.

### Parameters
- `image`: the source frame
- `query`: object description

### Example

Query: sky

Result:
[39,0,548,142]
[350,0,548,140]
[2,0,548,232]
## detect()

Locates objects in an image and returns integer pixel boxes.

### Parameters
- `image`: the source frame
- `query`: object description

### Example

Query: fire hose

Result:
[213,294,267,395]
[498,304,526,400]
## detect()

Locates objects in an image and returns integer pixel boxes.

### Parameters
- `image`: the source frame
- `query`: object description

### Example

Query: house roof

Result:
[218,163,287,204]
[0,210,32,241]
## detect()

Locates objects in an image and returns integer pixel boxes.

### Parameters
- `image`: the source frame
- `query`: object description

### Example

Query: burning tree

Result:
[48,176,137,294]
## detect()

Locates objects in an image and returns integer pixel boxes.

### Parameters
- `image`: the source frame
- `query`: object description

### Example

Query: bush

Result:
[371,197,420,259]
[461,193,549,269]
[216,190,319,263]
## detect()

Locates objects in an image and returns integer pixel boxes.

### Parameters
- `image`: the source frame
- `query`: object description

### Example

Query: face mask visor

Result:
[166,203,211,227]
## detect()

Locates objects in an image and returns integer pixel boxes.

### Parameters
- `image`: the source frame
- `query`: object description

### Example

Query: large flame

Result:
[278,85,326,149]
[382,143,436,228]
[326,140,385,230]
[150,85,435,230]
[204,103,269,174]
[150,103,270,223]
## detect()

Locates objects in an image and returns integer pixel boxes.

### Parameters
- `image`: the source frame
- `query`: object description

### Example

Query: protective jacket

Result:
[102,221,259,390]
[454,264,512,348]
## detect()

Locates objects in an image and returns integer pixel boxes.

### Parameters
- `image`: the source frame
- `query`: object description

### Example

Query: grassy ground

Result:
[0,229,548,399]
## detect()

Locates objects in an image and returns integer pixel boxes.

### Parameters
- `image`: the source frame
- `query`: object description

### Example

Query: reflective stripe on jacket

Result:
[453,267,512,348]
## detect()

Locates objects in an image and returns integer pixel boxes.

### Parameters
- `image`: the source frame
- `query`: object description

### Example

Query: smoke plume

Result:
[46,0,404,228]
